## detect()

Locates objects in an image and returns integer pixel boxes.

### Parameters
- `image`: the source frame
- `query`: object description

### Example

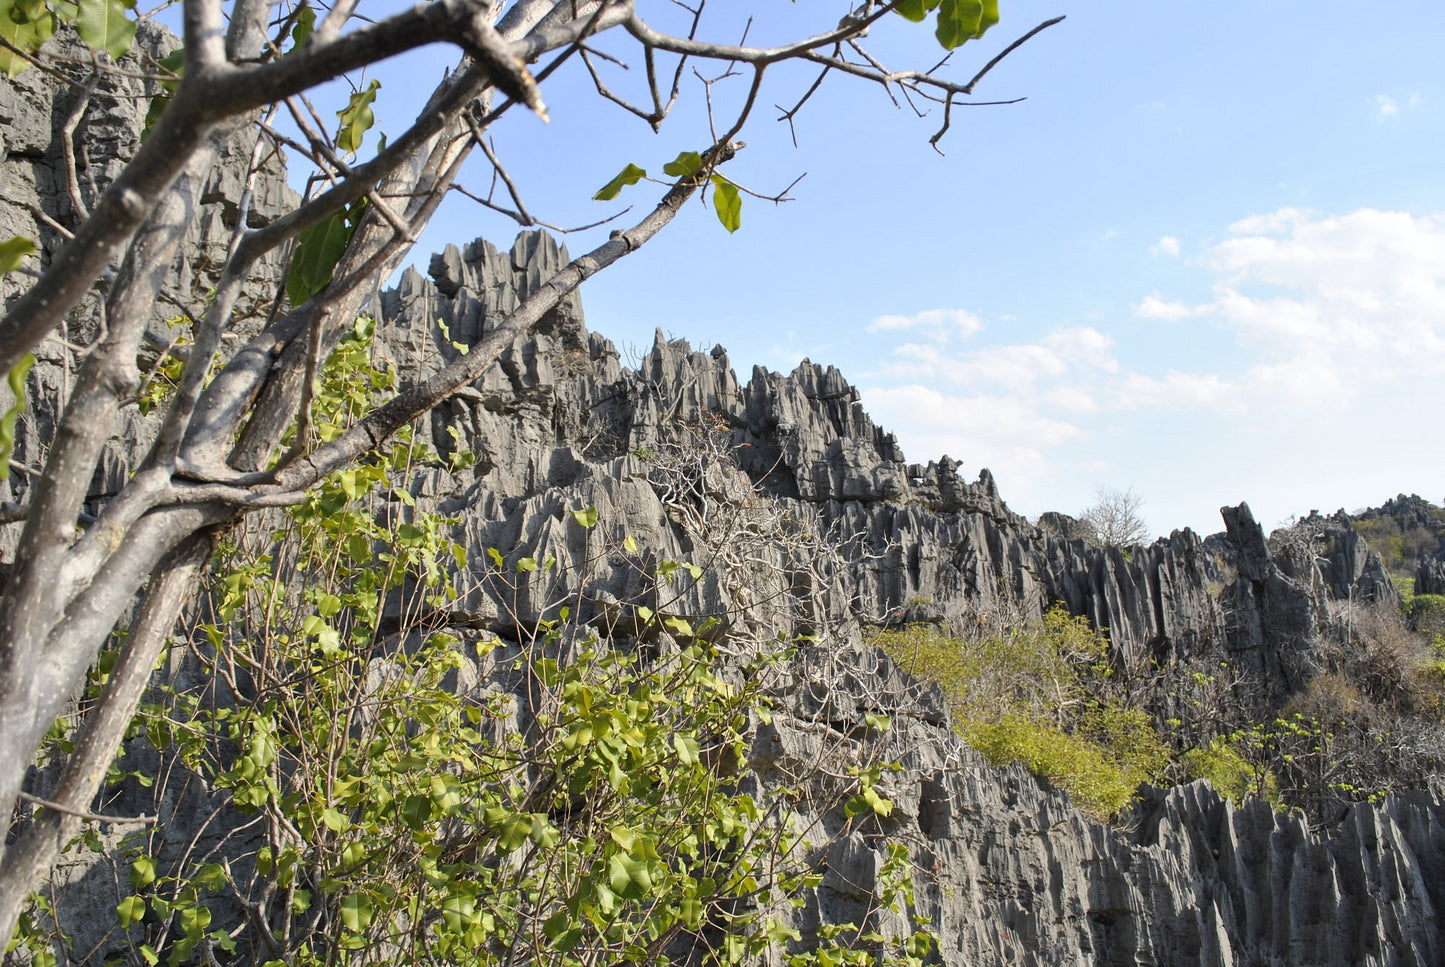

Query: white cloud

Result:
[1118,371,1244,414]
[873,324,1118,390]
[1135,294,1210,320]
[866,308,983,342]
[855,209,1445,524]
[1045,327,1119,372]
[1376,92,1425,121]
[861,384,1087,493]
[1152,235,1181,257]
[1227,208,1312,235]
[1132,208,1445,412]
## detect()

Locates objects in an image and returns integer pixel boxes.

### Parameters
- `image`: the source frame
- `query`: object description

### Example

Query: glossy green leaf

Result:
[572,505,598,529]
[662,150,703,177]
[710,175,741,233]
[129,855,157,888]
[593,163,646,201]
[673,734,700,765]
[285,200,363,305]
[178,903,211,938]
[339,893,373,932]
[116,895,146,929]
[336,79,380,153]
[77,0,134,59]
[894,0,940,22]
[935,0,998,49]
[607,853,653,900]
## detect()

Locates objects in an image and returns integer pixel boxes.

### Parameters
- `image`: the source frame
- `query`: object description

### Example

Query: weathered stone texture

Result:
[5,47,1439,960]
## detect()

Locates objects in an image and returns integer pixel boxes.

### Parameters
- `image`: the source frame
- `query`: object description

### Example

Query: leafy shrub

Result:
[869,606,1169,821]
[967,715,1146,819]
[17,320,939,967]
[1408,593,1445,641]
[1181,737,1270,806]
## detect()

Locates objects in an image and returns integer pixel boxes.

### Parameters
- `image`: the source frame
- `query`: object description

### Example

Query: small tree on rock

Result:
[1080,486,1150,548]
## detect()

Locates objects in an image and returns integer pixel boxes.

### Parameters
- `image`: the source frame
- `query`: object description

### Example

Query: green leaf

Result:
[429,774,463,815]
[178,903,211,938]
[195,863,227,890]
[935,0,998,49]
[1,354,36,482]
[662,150,703,177]
[129,855,157,888]
[117,895,146,929]
[399,794,432,830]
[336,79,380,153]
[516,556,537,573]
[529,814,559,848]
[664,616,694,638]
[76,0,134,59]
[0,235,36,274]
[894,0,940,22]
[287,1,315,53]
[0,4,54,76]
[339,893,373,933]
[593,163,647,201]
[285,200,363,305]
[623,534,638,553]
[607,853,653,900]
[484,807,533,852]
[710,175,741,233]
[543,911,583,952]
[572,505,598,529]
[673,734,700,765]
[142,48,185,138]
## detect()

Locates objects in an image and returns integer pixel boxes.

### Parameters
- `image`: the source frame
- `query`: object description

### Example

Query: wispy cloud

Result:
[1133,208,1445,408]
[1376,92,1424,121]
[859,208,1445,505]
[1135,294,1209,321]
[1151,235,1181,257]
[866,308,983,342]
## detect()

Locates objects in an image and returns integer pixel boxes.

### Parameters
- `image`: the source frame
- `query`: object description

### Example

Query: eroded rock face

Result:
[347,233,1441,965]
[5,49,1438,958]
[385,235,1400,710]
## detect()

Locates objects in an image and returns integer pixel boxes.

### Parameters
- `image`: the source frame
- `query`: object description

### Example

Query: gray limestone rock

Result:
[6,51,1443,960]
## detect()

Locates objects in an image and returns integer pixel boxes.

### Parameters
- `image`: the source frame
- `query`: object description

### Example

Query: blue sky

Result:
[250,2,1445,539]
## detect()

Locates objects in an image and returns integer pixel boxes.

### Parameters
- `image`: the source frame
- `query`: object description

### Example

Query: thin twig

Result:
[16,790,156,826]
